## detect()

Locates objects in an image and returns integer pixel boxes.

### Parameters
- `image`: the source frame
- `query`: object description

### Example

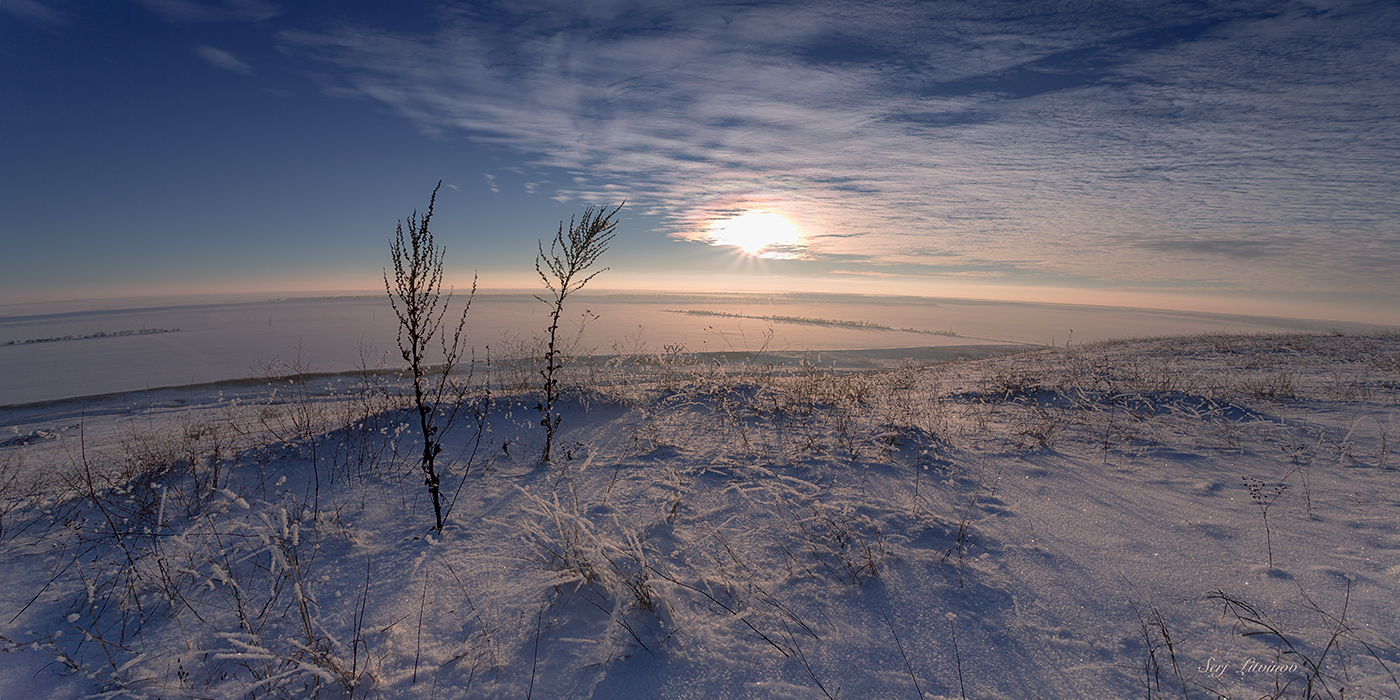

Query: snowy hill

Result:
[1,332,1398,699]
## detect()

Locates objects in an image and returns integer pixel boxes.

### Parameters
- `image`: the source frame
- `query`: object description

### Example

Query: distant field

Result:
[0,291,1383,405]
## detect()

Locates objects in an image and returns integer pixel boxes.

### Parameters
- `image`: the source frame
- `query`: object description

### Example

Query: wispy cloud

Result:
[280,0,1400,295]
[1136,239,1276,260]
[137,0,277,22]
[1,0,66,24]
[194,45,254,74]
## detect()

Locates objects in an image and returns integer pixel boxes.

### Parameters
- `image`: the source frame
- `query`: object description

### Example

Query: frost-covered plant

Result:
[783,500,888,587]
[1206,585,1400,700]
[535,202,622,462]
[1243,476,1288,568]
[206,505,379,698]
[384,181,478,531]
[1129,597,1189,700]
[516,485,670,654]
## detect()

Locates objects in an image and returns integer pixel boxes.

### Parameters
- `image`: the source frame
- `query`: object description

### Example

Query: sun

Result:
[708,211,802,257]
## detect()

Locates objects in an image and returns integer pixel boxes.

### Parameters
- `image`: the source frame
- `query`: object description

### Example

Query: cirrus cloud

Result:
[194,45,254,74]
[279,0,1400,296]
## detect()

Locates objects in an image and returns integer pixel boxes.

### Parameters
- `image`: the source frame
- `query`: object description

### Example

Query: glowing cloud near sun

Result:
[708,211,803,258]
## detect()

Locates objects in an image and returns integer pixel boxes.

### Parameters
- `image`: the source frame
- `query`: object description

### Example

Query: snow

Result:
[1,319,1398,698]
[2,292,1379,406]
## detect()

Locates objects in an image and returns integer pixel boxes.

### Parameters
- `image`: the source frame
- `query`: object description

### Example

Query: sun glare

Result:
[708,211,802,257]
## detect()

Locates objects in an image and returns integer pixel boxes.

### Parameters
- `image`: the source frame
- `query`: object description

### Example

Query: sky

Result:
[3,0,1398,323]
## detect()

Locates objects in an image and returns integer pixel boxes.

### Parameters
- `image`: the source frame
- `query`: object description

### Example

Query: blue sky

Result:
[3,0,1398,322]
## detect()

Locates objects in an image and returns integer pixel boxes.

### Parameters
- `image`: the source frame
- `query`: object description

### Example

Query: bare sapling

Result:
[535,202,622,462]
[385,180,478,531]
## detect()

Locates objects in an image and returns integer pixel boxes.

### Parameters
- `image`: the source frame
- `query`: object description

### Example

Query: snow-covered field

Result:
[1,292,1373,406]
[1,298,1398,698]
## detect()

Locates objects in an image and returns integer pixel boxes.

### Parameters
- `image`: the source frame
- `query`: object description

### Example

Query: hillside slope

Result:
[1,333,1397,699]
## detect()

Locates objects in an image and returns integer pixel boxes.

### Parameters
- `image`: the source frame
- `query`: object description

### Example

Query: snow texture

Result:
[1,331,1398,699]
